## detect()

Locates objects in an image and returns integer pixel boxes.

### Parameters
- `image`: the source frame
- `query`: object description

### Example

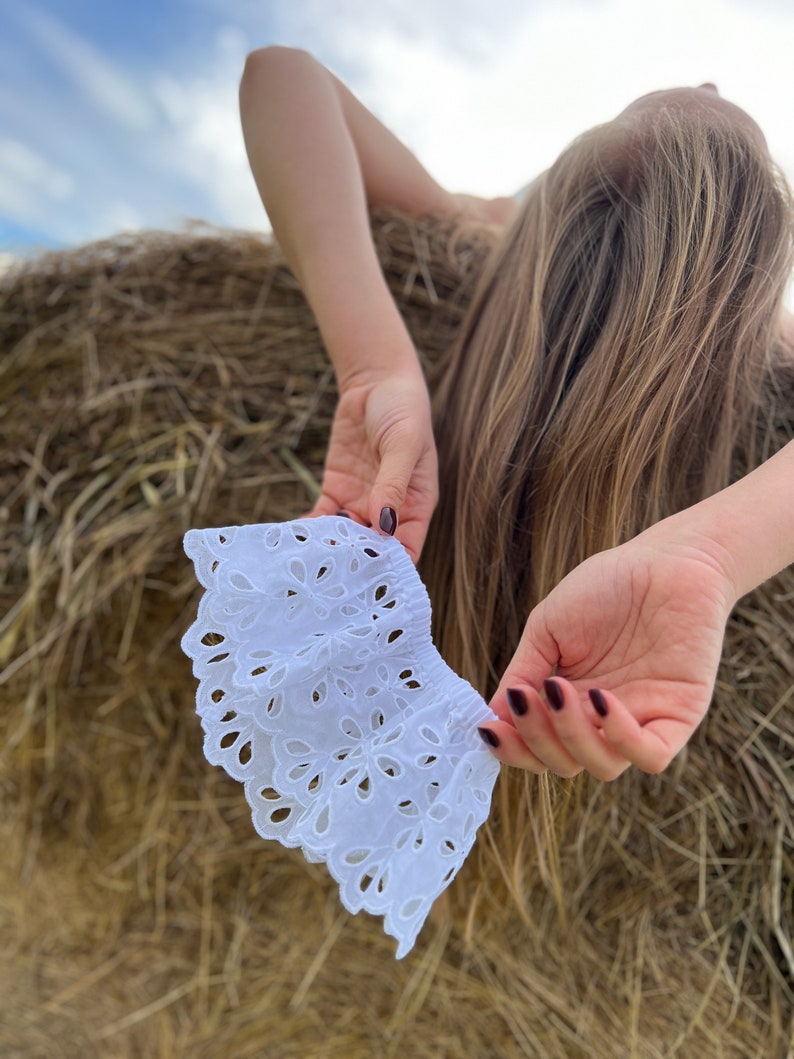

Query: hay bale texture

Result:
[1,211,792,1058]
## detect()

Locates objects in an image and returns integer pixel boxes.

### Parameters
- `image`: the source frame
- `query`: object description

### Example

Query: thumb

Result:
[368,427,418,538]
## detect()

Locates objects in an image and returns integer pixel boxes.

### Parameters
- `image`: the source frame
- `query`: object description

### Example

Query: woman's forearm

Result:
[644,438,794,601]
[239,46,450,388]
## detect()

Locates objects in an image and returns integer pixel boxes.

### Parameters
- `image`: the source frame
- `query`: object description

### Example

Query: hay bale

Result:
[0,211,791,1058]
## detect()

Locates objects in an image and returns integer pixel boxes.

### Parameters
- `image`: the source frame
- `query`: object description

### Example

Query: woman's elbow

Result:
[240,45,315,103]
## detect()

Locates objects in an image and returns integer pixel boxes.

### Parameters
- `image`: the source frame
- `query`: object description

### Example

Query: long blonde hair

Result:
[422,105,794,696]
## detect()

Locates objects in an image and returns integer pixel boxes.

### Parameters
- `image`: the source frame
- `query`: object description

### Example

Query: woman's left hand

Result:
[480,529,737,781]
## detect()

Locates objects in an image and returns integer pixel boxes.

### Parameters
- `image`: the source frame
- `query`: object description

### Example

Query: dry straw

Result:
[0,211,791,1058]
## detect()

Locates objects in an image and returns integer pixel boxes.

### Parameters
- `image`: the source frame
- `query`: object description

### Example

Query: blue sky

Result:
[2,0,794,258]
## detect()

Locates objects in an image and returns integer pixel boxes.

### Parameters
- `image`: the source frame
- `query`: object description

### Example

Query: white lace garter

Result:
[181,516,500,958]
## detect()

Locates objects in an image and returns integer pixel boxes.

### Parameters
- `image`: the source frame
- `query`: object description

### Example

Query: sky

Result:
[1,0,794,259]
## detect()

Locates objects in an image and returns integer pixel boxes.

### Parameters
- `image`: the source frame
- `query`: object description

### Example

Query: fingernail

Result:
[506,687,528,716]
[543,678,564,711]
[337,510,352,518]
[589,688,608,717]
[379,506,397,535]
[478,726,500,748]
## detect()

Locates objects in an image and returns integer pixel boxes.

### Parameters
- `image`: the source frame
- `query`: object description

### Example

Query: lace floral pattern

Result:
[181,516,499,957]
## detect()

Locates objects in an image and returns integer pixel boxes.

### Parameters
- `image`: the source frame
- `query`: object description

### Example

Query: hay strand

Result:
[1,212,791,1057]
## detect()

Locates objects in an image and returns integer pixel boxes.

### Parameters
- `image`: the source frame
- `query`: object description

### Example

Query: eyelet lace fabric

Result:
[181,516,500,958]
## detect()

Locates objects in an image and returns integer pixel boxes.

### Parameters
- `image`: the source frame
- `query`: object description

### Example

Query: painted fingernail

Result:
[589,688,608,717]
[543,678,564,711]
[506,687,528,716]
[379,506,397,535]
[337,510,352,518]
[478,726,500,748]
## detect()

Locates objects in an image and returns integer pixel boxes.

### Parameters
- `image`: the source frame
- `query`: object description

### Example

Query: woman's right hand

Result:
[307,366,438,563]
[240,47,449,561]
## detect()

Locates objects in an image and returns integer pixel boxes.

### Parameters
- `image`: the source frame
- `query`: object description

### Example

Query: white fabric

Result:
[181,516,500,958]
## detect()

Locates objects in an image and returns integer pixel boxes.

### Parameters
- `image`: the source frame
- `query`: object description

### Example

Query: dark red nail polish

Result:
[478,726,499,748]
[589,688,608,717]
[379,506,397,535]
[543,678,564,711]
[506,687,528,716]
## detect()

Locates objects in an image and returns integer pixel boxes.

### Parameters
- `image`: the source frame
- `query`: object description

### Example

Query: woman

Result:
[239,47,794,782]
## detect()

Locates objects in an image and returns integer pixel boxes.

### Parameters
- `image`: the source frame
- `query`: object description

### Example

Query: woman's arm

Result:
[239,46,447,557]
[240,46,457,380]
[480,438,794,780]
[685,435,794,598]
[240,46,514,383]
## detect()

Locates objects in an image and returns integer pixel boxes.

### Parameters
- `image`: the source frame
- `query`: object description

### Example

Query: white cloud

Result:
[0,138,74,202]
[0,11,264,245]
[269,0,529,61]
[21,5,157,132]
[0,138,75,229]
[2,0,793,266]
[152,26,267,230]
[312,0,794,198]
[101,200,146,235]
[276,0,794,309]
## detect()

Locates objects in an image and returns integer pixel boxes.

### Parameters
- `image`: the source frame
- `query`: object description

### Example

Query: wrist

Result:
[636,447,794,606]
[638,509,743,608]
[669,439,794,600]
[336,356,429,408]
[323,302,423,395]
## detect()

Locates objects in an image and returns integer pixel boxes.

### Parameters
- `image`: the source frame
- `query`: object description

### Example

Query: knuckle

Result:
[553,763,582,780]
[593,764,625,783]
[515,749,547,774]
[642,756,669,776]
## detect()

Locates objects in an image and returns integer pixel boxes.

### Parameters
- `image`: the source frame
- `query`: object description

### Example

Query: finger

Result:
[499,681,618,779]
[305,492,372,527]
[526,679,630,782]
[492,605,562,710]
[369,441,413,528]
[589,688,692,774]
[393,509,435,565]
[372,427,442,550]
[492,684,582,777]
[371,495,433,566]
[305,492,345,519]
[476,721,549,774]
